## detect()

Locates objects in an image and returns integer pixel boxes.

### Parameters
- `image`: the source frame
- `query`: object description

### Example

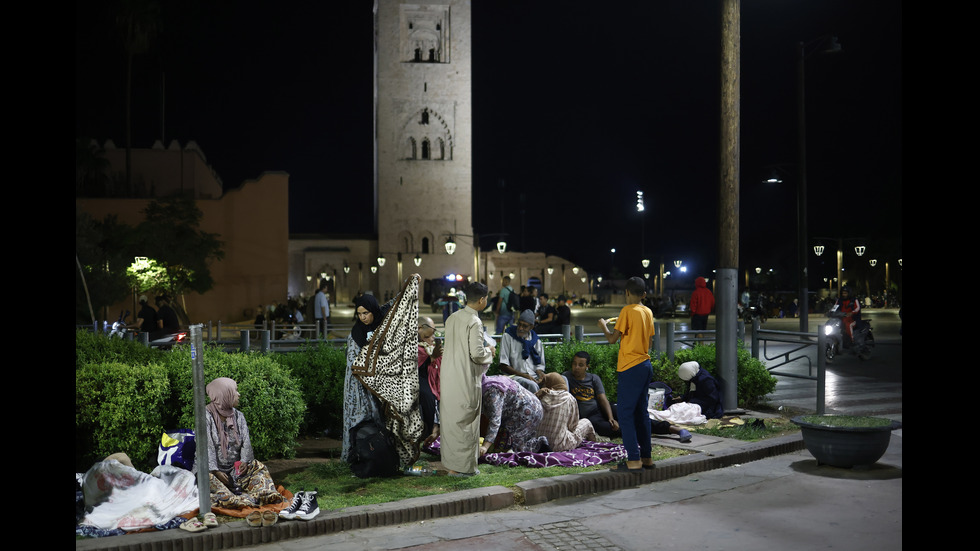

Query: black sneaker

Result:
[279,491,305,519]
[295,490,320,521]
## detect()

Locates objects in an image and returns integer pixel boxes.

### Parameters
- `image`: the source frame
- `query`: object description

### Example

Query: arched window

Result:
[408,137,417,159]
[421,237,430,254]
[421,139,430,160]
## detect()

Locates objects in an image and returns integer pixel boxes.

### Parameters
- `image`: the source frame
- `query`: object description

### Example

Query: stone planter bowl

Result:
[791,415,902,469]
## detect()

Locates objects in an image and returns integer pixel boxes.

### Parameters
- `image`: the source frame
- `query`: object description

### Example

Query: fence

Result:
[745,317,827,414]
[82,317,828,412]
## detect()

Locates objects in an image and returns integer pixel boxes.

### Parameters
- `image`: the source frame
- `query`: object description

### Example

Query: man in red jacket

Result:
[689,276,715,341]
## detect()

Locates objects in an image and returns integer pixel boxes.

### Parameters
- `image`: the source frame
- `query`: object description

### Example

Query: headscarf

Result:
[535,372,568,398]
[206,377,240,462]
[678,361,700,390]
[351,294,386,347]
[482,374,520,394]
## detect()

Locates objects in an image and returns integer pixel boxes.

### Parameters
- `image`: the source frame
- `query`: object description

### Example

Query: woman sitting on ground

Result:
[480,375,551,455]
[205,377,284,510]
[674,361,724,419]
[535,372,597,452]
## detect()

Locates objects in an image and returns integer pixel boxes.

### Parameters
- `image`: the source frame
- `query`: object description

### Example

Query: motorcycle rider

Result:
[154,294,181,338]
[133,295,157,334]
[832,286,861,347]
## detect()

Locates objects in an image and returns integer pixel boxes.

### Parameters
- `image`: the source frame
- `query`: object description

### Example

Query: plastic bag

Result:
[648,388,666,412]
[158,429,196,470]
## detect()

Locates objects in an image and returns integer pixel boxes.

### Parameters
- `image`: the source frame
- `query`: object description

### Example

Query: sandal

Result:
[180,519,207,533]
[262,510,278,526]
[202,512,219,527]
[246,511,263,527]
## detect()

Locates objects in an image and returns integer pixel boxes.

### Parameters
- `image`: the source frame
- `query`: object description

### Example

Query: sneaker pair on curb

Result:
[279,489,319,520]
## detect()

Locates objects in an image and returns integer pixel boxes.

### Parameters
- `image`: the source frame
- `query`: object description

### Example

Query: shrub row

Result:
[76,331,774,473]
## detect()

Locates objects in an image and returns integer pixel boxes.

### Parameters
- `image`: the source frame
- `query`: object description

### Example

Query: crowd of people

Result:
[342,278,721,478]
[78,275,727,536]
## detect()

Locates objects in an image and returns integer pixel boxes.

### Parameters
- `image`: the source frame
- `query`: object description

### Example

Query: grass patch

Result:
[281,446,690,510]
[796,415,893,428]
[687,416,800,442]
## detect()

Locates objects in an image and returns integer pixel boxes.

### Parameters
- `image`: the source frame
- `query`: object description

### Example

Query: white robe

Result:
[439,305,494,473]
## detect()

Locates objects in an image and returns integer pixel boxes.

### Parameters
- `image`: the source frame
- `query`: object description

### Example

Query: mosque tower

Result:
[373,0,475,297]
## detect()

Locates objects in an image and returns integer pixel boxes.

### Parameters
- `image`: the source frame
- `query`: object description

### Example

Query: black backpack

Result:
[507,289,521,313]
[349,419,400,478]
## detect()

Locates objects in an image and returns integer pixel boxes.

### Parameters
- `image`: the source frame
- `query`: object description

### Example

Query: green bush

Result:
[75,329,165,369]
[75,361,171,472]
[656,343,777,408]
[75,332,306,473]
[165,345,306,460]
[270,343,347,435]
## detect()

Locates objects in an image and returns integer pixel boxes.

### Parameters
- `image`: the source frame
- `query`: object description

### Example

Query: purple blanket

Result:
[424,439,626,468]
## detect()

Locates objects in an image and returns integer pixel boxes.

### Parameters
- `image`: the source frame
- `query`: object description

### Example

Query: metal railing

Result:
[746,317,827,414]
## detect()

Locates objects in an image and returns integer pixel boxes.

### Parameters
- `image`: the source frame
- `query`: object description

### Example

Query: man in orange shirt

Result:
[598,277,656,473]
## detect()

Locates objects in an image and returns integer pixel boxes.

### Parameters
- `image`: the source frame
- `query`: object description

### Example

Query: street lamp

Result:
[377,255,386,267]
[798,34,843,331]
[414,254,422,267]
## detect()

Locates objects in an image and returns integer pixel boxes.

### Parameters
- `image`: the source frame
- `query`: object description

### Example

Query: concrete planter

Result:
[791,415,902,469]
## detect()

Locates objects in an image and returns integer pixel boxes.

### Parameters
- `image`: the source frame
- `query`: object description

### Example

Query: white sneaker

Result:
[294,490,320,521]
[279,491,305,520]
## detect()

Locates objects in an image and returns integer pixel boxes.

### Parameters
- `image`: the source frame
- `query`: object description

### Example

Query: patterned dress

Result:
[537,389,597,452]
[481,376,547,453]
[205,409,282,509]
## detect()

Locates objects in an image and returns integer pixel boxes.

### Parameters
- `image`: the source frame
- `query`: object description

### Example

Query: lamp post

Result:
[797,34,842,332]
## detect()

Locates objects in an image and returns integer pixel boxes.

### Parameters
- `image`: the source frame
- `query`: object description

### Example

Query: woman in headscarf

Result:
[675,361,724,419]
[205,377,284,510]
[479,375,550,455]
[342,293,391,462]
[535,372,597,452]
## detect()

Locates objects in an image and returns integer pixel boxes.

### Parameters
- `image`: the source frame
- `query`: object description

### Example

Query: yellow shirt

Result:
[614,303,655,372]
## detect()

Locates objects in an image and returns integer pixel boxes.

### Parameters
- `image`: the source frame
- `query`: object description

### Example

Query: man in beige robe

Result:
[440,282,495,476]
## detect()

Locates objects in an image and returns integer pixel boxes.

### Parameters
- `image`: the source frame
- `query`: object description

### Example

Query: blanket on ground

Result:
[77,460,199,533]
[423,438,626,468]
[650,402,707,425]
[210,487,293,518]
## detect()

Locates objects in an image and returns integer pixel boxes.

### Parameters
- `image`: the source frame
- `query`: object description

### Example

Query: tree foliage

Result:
[130,194,225,319]
[76,209,137,324]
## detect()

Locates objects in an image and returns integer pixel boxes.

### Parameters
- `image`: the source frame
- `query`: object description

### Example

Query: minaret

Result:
[374,0,474,297]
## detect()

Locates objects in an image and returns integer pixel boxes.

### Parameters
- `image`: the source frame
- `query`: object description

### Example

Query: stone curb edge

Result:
[75,433,805,551]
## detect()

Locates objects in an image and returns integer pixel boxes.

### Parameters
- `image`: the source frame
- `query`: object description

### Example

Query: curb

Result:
[75,434,805,551]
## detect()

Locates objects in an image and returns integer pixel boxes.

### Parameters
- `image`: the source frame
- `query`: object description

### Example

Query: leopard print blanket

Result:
[351,274,424,467]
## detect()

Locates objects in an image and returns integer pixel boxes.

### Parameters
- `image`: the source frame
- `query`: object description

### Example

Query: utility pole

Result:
[717,0,741,413]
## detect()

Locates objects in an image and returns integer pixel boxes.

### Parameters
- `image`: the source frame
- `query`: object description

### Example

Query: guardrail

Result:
[746,317,826,414]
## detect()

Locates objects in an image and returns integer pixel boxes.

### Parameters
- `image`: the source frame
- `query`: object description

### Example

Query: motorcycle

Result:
[107,310,133,339]
[824,309,874,362]
[149,329,188,350]
[740,301,768,324]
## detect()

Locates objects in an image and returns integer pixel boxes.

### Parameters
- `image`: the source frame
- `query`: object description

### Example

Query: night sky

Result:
[76,1,902,285]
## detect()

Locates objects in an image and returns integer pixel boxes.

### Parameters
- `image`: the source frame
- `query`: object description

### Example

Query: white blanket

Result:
[649,402,707,425]
[80,460,199,531]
